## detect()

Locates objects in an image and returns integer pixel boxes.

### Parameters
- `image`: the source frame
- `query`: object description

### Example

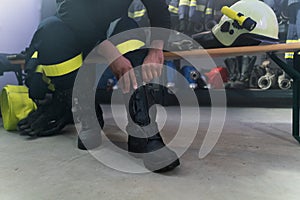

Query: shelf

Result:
[162,88,293,108]
[96,88,293,108]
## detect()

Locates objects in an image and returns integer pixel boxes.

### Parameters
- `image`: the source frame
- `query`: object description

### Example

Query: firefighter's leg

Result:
[123,50,180,173]
[19,16,91,137]
[75,65,104,150]
[109,17,180,172]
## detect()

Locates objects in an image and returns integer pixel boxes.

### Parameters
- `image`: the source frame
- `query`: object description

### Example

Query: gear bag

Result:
[0,85,37,131]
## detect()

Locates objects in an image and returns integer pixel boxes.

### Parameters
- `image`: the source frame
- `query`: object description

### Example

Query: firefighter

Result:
[17,0,180,173]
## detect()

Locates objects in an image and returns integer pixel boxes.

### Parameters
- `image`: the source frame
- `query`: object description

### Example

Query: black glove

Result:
[19,91,73,138]
[20,109,73,137]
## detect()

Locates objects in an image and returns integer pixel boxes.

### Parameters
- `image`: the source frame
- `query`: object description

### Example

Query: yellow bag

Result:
[0,85,37,131]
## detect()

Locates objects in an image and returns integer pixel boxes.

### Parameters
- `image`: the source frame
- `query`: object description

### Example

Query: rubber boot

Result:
[232,56,256,89]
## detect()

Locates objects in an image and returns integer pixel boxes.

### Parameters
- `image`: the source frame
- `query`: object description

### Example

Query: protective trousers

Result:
[18,16,89,137]
[109,17,180,172]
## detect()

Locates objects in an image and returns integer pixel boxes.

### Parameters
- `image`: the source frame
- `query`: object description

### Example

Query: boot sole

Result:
[144,158,180,173]
[143,149,181,173]
[153,159,180,173]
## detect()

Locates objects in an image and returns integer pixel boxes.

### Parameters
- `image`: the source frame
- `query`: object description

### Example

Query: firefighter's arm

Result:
[142,40,164,82]
[140,0,170,81]
[97,40,137,93]
[142,0,171,41]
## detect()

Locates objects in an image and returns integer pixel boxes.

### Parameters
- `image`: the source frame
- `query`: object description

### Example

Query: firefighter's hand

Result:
[142,49,164,82]
[109,55,137,93]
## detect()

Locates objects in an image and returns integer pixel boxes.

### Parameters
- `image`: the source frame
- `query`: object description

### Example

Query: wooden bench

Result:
[164,43,300,144]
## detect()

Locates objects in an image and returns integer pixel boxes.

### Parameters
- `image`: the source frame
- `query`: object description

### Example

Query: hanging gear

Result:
[203,0,217,31]
[284,1,300,62]
[178,0,191,34]
[128,0,149,27]
[187,0,207,34]
[193,0,279,48]
[168,0,180,30]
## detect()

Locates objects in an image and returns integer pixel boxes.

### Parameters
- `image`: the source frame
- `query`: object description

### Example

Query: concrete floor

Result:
[0,105,300,200]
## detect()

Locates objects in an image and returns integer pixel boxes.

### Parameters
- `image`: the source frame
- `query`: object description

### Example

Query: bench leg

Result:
[268,52,300,144]
[293,52,300,143]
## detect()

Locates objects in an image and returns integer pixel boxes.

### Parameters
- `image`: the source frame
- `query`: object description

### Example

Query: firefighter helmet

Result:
[212,0,279,47]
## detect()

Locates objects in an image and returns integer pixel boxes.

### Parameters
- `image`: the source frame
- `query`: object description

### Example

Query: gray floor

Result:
[0,105,300,200]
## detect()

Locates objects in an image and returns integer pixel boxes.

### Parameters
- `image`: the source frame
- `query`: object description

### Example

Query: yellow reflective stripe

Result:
[284,40,300,58]
[42,74,55,91]
[38,53,83,77]
[179,0,190,6]
[190,0,196,6]
[35,65,43,73]
[168,5,179,14]
[35,66,55,91]
[128,9,146,18]
[205,8,212,15]
[116,40,145,55]
[31,51,38,59]
[196,4,206,12]
[286,40,299,43]
[285,52,294,59]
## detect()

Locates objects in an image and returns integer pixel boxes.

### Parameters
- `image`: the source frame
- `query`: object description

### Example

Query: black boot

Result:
[125,84,180,172]
[143,133,180,173]
[224,57,239,89]
[232,56,256,89]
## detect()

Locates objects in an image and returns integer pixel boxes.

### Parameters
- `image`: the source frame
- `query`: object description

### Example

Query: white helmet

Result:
[212,0,279,47]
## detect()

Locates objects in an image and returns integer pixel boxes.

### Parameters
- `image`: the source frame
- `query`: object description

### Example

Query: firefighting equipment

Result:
[193,0,279,48]
[0,85,37,131]
[278,71,292,90]
[257,60,276,90]
[231,56,257,89]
